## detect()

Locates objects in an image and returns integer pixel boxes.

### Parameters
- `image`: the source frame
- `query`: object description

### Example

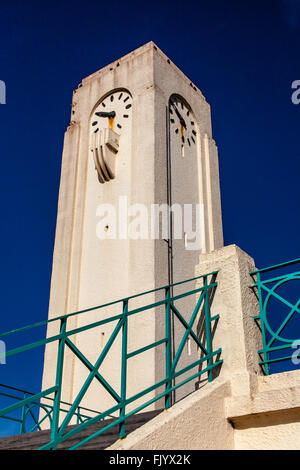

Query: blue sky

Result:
[0,0,300,434]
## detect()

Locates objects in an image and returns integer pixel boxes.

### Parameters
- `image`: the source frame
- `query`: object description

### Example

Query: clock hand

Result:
[95,111,116,118]
[171,104,186,129]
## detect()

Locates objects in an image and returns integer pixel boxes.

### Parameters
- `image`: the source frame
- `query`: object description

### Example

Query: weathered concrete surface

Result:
[232,408,300,450]
[108,378,233,450]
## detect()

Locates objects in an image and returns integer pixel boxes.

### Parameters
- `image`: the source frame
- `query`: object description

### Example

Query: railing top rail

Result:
[0,383,36,396]
[250,258,300,276]
[0,271,218,340]
[0,383,103,415]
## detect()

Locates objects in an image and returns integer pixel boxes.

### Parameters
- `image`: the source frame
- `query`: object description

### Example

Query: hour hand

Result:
[95,111,116,118]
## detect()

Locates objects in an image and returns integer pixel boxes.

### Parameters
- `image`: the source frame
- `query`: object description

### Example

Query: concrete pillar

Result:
[195,244,263,396]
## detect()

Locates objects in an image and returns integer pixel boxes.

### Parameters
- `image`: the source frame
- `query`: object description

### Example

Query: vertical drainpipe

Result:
[166,105,175,405]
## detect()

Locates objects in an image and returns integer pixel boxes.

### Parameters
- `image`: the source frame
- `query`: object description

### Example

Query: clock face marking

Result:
[89,89,133,183]
[91,90,132,135]
[169,96,197,157]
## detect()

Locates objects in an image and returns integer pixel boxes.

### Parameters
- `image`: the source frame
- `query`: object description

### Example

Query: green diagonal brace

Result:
[171,289,205,374]
[170,303,208,355]
[65,338,121,403]
[57,317,124,438]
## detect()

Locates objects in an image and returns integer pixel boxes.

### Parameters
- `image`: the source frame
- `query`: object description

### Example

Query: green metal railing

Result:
[251,258,300,375]
[0,272,222,450]
[0,383,107,433]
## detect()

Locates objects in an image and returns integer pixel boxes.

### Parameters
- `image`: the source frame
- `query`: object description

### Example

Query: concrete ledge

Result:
[224,370,300,450]
[225,370,300,419]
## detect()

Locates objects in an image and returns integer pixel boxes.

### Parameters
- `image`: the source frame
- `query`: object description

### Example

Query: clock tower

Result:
[41,42,223,417]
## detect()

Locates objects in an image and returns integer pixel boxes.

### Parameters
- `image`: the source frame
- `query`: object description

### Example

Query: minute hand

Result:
[173,105,186,129]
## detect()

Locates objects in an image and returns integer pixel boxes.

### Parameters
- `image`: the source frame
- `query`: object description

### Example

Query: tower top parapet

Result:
[77,41,207,104]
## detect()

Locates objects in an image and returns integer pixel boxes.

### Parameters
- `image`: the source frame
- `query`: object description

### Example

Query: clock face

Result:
[169,95,197,156]
[168,93,200,255]
[90,90,132,137]
[89,89,133,183]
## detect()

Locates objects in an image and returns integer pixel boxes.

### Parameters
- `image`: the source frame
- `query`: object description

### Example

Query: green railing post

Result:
[50,317,67,448]
[204,275,213,382]
[165,287,172,409]
[119,300,128,439]
[20,392,27,434]
[256,271,270,375]
[76,407,81,424]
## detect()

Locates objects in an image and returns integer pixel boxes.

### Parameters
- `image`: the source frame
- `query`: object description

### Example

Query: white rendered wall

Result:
[41,42,224,421]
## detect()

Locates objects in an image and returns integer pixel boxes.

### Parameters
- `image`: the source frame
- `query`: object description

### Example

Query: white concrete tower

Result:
[41,42,223,418]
